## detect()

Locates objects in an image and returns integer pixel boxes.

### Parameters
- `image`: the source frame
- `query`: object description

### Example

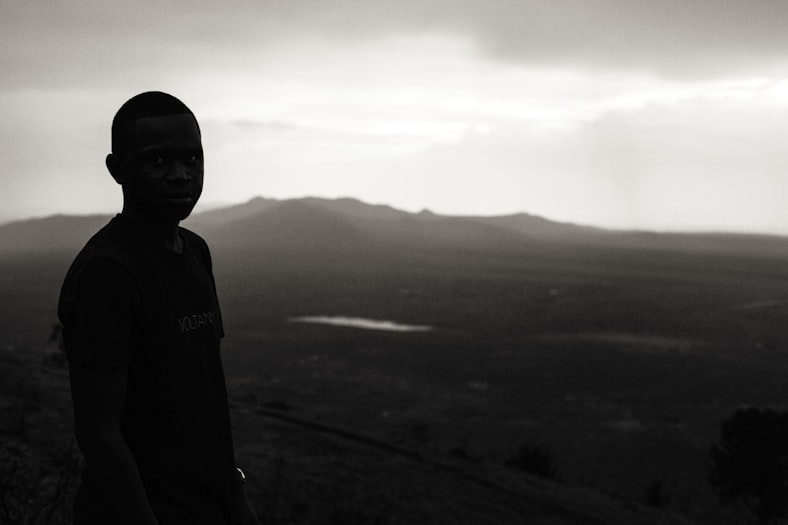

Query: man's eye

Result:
[143,154,166,165]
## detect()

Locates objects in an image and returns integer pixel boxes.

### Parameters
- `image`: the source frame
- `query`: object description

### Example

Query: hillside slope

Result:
[0,345,693,525]
[0,214,110,254]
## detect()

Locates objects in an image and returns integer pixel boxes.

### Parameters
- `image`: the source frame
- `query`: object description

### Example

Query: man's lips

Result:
[164,193,193,200]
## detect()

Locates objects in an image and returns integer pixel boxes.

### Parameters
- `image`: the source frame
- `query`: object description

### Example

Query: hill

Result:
[0,344,693,524]
[5,196,788,523]
[3,196,788,258]
[0,214,110,254]
[195,196,788,259]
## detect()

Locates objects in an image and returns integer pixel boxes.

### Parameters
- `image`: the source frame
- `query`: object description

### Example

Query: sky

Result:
[3,1,788,234]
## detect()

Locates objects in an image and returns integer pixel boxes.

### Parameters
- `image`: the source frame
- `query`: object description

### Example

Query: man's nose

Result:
[168,161,192,182]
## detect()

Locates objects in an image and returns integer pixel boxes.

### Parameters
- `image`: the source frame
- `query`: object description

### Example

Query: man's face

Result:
[119,113,204,222]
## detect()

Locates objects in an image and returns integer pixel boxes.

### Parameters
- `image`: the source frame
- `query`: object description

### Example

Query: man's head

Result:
[106,91,204,222]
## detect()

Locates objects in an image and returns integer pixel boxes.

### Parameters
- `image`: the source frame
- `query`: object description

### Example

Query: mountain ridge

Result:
[2,196,788,258]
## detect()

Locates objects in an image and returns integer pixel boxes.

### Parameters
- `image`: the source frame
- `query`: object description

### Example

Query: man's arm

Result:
[230,469,262,525]
[70,363,159,525]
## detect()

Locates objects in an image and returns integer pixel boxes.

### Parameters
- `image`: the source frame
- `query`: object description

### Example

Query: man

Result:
[58,91,260,524]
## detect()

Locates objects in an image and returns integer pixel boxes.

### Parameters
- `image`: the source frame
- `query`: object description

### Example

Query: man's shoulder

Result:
[58,216,141,323]
[63,216,150,291]
[73,215,139,264]
[179,226,212,261]
[178,226,207,247]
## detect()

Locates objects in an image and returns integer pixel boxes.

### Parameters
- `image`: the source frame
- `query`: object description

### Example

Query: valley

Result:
[3,197,788,523]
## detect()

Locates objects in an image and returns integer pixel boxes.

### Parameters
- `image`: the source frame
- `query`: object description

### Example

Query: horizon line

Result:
[1,195,787,239]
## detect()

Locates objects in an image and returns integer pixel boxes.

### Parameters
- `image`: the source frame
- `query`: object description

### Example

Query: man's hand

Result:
[231,470,262,525]
[238,491,262,525]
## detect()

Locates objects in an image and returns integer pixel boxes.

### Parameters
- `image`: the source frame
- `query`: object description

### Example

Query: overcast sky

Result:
[3,1,788,234]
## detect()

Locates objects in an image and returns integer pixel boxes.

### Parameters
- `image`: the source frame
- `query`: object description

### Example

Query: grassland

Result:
[204,239,788,523]
[2,223,788,523]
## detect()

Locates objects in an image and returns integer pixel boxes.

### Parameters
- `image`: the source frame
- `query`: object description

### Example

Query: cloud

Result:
[4,0,788,91]
[443,0,788,78]
[238,88,788,233]
[2,1,788,232]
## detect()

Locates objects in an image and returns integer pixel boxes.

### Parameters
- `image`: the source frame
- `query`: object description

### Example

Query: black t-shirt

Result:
[58,214,236,524]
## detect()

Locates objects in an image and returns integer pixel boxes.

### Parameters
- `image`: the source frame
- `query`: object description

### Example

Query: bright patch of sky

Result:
[3,1,788,234]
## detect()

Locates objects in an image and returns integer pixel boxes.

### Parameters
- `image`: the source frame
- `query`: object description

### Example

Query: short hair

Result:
[111,91,200,157]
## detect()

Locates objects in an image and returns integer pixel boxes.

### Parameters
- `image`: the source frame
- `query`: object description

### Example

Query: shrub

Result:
[504,443,559,480]
[0,441,81,525]
[644,479,670,508]
[708,407,788,525]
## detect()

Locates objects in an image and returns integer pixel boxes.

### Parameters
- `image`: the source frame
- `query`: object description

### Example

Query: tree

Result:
[708,407,788,524]
[644,479,670,508]
[504,443,559,480]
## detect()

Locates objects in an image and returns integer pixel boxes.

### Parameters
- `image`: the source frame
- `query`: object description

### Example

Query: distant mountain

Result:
[474,213,608,241]
[3,197,788,259]
[190,197,555,253]
[0,214,110,254]
[294,197,411,223]
[190,196,788,258]
[185,196,281,229]
[194,199,368,250]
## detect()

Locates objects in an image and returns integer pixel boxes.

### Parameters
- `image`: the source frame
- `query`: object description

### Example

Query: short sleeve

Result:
[59,258,142,370]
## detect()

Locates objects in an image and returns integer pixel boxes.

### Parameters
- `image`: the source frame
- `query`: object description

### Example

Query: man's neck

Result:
[120,210,184,253]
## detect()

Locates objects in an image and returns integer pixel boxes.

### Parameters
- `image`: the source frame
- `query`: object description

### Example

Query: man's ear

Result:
[106,153,125,185]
